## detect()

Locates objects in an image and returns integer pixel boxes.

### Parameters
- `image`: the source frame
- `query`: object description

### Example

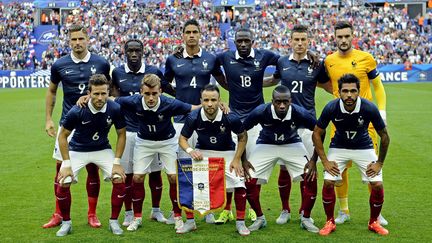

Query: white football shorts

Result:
[133,136,177,175]
[249,142,309,184]
[324,148,382,183]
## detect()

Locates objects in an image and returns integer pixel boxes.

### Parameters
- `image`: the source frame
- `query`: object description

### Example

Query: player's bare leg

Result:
[127,174,145,231]
[43,161,63,228]
[86,163,101,228]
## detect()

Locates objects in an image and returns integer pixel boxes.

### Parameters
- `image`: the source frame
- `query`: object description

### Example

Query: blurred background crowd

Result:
[1,0,431,70]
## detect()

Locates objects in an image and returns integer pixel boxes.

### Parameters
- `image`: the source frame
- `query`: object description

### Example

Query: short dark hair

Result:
[68,24,88,36]
[291,25,308,37]
[334,21,353,33]
[338,74,360,90]
[272,85,291,98]
[201,84,220,95]
[88,74,110,91]
[183,19,200,33]
[235,27,254,39]
[125,39,144,51]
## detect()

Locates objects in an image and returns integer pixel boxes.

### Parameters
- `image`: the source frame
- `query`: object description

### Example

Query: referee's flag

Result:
[177,157,226,216]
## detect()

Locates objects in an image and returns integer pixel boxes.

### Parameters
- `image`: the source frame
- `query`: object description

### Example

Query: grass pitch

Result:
[0,83,431,242]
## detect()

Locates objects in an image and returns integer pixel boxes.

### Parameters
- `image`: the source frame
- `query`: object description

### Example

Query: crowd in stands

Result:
[1,0,431,71]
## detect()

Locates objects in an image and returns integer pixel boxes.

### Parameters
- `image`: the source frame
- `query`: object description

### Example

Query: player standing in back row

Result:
[44,24,110,229]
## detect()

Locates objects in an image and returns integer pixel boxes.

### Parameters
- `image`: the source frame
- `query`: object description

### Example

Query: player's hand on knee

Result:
[112,164,126,183]
[304,160,317,182]
[45,120,56,137]
[189,150,203,161]
[229,159,244,177]
[58,167,73,186]
[76,94,90,108]
[366,161,382,178]
[322,160,339,177]
[241,160,255,182]
[219,102,230,114]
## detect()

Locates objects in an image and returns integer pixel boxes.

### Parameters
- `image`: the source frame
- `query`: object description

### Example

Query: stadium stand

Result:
[0,0,431,71]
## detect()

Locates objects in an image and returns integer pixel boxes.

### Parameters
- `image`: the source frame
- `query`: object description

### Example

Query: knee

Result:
[370,181,383,190]
[133,174,145,183]
[323,180,335,188]
[167,174,176,184]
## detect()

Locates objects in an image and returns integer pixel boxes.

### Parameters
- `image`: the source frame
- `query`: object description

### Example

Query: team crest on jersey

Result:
[220,125,226,133]
[351,60,357,69]
[254,60,261,71]
[91,65,97,74]
[202,60,208,70]
[158,114,164,122]
[358,116,364,126]
[290,122,296,129]
[307,65,314,75]
[106,116,112,126]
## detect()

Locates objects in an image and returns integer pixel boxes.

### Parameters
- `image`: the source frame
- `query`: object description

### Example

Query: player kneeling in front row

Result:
[312,74,390,236]
[179,84,250,235]
[242,85,320,233]
[56,74,127,236]
[114,74,199,232]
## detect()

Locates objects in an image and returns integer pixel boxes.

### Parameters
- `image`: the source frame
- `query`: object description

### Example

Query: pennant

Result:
[177,157,226,216]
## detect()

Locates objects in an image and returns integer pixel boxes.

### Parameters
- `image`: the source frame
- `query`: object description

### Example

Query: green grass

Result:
[0,83,431,242]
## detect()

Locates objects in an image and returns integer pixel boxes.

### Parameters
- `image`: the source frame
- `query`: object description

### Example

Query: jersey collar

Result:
[142,96,161,112]
[125,62,146,73]
[183,48,202,58]
[71,51,91,63]
[288,53,308,61]
[200,107,223,122]
[88,99,107,114]
[235,48,255,60]
[339,97,361,114]
[271,104,292,121]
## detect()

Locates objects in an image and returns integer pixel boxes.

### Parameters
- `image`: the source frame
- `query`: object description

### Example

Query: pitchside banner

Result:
[1,64,431,88]
[0,70,50,88]
[177,157,226,215]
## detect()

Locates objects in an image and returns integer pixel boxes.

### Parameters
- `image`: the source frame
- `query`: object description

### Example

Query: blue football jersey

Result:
[115,95,192,141]
[111,63,165,132]
[165,49,223,123]
[181,108,244,151]
[62,100,126,152]
[317,98,386,149]
[50,53,110,125]
[216,49,279,120]
[273,57,329,118]
[243,103,316,145]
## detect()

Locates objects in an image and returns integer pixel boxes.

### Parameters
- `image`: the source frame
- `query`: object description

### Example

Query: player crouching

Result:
[56,74,127,236]
[178,85,250,236]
